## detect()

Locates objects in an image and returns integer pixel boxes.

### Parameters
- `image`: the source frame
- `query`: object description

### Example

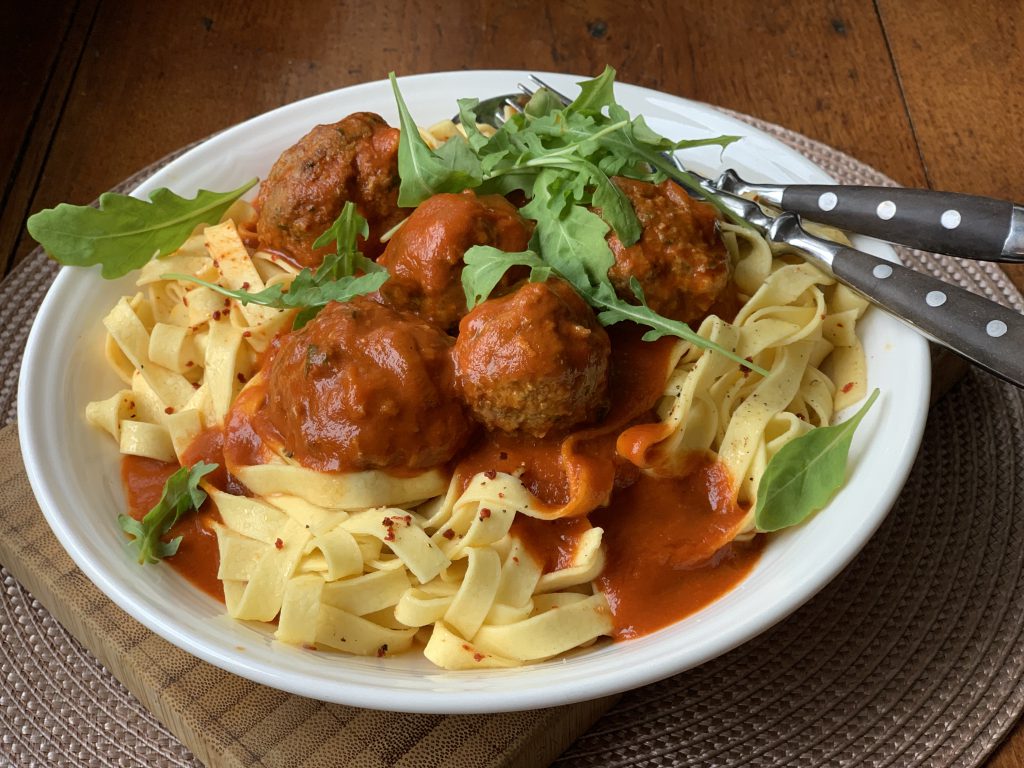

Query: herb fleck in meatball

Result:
[256,112,406,267]
[261,298,473,473]
[377,190,531,331]
[454,280,611,437]
[607,178,730,325]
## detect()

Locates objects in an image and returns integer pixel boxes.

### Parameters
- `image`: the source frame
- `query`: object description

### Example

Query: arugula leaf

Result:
[389,72,481,206]
[520,169,615,290]
[524,88,564,118]
[166,201,388,329]
[590,280,767,374]
[754,389,880,532]
[566,65,617,116]
[456,98,491,151]
[167,270,388,329]
[27,179,258,279]
[310,201,383,278]
[461,246,552,309]
[118,461,218,564]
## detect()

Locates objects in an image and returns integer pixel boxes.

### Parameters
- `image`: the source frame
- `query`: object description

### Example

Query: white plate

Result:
[17,70,931,714]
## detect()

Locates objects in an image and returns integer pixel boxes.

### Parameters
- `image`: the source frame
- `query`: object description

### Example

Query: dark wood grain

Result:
[0,0,97,276]
[877,0,1024,296]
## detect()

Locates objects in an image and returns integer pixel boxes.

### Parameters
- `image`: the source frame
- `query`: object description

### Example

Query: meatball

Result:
[256,112,406,267]
[377,190,532,331]
[261,298,473,473]
[606,177,731,325]
[454,279,611,437]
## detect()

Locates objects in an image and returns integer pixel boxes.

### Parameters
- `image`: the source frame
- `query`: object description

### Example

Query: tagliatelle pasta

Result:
[86,111,868,670]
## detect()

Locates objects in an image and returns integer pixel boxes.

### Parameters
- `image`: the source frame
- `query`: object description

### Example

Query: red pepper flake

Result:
[274,538,284,549]
[236,372,247,383]
[212,260,220,269]
[497,492,505,499]
[241,281,251,290]
[841,381,855,394]
[376,644,388,658]
[223,298,231,308]
[404,515,412,525]
[242,330,252,338]
[192,382,201,389]
[382,517,395,527]
[740,356,754,375]
[442,529,455,540]
[484,469,497,480]
[479,508,492,520]
[185,360,194,368]
[512,556,520,565]
[461,644,472,651]
[473,652,484,662]
[499,451,508,461]
[384,529,396,542]
[164,406,175,415]
[212,310,222,321]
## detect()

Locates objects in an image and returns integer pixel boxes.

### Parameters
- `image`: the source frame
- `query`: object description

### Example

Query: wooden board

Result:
[0,423,615,768]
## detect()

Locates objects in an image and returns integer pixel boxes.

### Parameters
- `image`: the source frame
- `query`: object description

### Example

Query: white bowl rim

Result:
[17,69,931,714]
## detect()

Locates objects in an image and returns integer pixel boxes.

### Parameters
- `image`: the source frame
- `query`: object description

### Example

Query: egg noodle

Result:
[85,121,868,670]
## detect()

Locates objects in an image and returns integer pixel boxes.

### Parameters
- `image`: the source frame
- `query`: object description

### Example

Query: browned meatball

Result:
[260,298,473,473]
[256,112,406,267]
[377,190,532,331]
[453,280,611,437]
[606,178,731,325]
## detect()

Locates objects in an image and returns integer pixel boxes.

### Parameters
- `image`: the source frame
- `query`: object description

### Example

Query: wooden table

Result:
[2,0,1022,764]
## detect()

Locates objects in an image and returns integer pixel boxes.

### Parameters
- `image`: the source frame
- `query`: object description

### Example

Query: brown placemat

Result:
[2,114,1023,768]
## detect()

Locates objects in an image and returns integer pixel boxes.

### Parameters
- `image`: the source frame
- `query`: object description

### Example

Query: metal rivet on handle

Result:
[877,201,897,220]
[926,291,947,307]
[818,192,838,211]
[987,320,1008,338]
[873,264,893,279]
[941,209,962,229]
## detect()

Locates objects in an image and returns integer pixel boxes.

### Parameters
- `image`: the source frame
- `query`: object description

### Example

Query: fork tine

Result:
[527,75,573,106]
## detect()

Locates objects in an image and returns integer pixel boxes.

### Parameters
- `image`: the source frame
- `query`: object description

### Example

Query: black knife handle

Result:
[780,186,1013,261]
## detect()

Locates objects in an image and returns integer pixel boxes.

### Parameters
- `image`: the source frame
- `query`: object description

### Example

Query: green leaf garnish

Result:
[461,246,552,309]
[754,388,880,532]
[389,72,482,206]
[565,65,617,116]
[27,179,258,278]
[118,461,218,564]
[165,201,388,329]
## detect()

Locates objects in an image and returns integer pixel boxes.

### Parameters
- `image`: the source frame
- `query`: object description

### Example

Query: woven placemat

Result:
[2,114,1023,768]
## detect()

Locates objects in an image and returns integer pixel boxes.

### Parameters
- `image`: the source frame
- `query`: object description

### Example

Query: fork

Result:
[458,76,1024,388]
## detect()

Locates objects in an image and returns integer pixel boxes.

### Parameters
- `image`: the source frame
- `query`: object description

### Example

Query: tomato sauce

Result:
[512,515,592,573]
[592,459,763,640]
[120,456,224,601]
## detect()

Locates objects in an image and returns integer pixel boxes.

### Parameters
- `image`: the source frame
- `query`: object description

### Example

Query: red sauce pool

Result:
[120,455,223,601]
[592,459,763,640]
